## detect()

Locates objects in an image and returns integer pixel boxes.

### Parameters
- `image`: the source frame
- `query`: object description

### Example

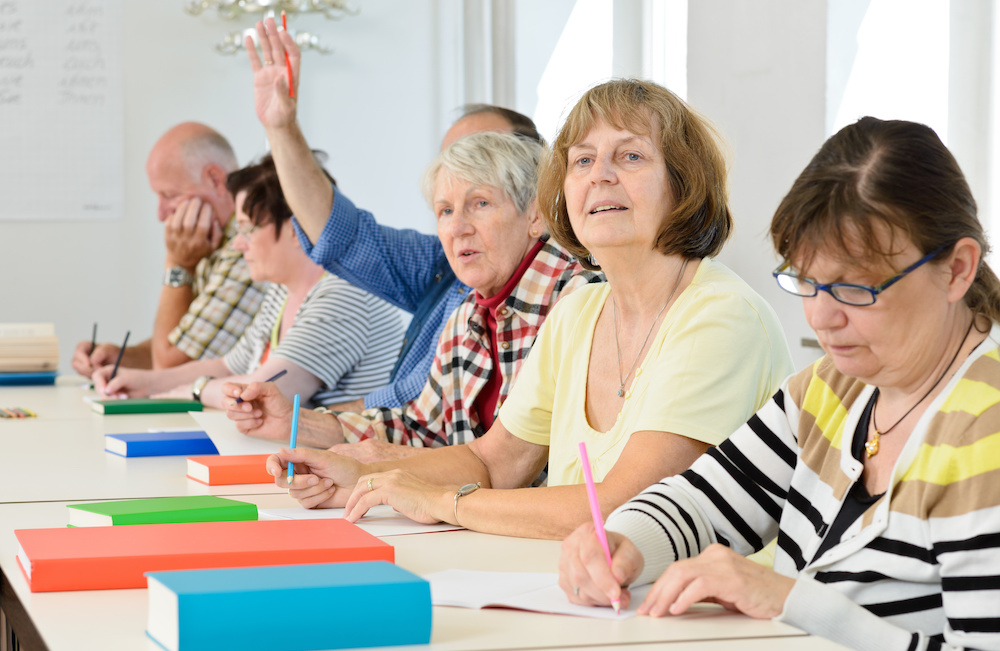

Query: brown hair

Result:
[770,116,1000,323]
[226,152,335,240]
[536,79,732,270]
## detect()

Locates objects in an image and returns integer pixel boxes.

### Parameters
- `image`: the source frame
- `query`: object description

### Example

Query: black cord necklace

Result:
[866,317,976,459]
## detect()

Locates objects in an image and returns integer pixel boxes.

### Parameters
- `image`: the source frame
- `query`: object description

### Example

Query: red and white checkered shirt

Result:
[336,238,604,447]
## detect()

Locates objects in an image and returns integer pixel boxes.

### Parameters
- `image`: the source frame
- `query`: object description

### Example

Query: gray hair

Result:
[181,129,239,181]
[422,132,544,215]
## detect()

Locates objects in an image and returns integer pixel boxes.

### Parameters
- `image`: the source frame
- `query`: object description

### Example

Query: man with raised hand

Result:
[244,17,542,411]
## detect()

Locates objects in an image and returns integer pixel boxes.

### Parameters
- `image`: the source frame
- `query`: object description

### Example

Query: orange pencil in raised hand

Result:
[282,11,294,98]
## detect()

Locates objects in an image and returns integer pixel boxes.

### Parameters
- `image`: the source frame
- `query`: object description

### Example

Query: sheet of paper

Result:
[189,411,285,456]
[425,569,650,620]
[259,504,463,537]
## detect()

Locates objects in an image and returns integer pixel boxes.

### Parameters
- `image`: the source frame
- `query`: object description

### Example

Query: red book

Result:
[186,454,272,485]
[15,519,393,592]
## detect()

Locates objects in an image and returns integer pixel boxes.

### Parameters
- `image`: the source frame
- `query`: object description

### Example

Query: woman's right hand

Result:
[266,447,364,509]
[224,380,294,442]
[245,16,299,130]
[558,522,644,610]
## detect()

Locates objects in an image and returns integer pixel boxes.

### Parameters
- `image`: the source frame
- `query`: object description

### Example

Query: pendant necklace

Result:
[613,258,689,398]
[866,317,975,458]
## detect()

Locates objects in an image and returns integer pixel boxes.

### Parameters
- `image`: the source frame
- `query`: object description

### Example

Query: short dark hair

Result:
[770,116,1000,323]
[537,79,731,270]
[459,104,544,145]
[225,152,334,240]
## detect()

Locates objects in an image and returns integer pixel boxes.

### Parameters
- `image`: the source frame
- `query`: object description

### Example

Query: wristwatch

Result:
[191,375,213,403]
[453,482,481,527]
[163,266,194,288]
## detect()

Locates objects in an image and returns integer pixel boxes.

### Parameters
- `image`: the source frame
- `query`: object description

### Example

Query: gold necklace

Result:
[865,317,975,458]
[612,259,689,398]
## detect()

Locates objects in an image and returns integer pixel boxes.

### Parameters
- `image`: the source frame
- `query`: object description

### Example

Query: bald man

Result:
[73,123,266,375]
[245,19,542,411]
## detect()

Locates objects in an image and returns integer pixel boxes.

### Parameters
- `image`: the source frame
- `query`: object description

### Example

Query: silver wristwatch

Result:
[164,266,194,288]
[191,375,213,403]
[453,482,481,527]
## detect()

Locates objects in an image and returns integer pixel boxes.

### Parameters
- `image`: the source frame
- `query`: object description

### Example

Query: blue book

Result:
[104,431,219,458]
[145,561,432,651]
[0,371,58,386]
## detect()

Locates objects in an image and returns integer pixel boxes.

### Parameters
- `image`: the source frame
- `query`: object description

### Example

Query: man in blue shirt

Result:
[246,22,542,410]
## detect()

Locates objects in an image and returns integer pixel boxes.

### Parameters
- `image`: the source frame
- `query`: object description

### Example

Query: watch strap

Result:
[453,482,481,527]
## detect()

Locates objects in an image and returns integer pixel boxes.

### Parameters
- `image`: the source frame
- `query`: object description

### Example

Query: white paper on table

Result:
[425,569,649,620]
[188,411,285,455]
[259,504,464,537]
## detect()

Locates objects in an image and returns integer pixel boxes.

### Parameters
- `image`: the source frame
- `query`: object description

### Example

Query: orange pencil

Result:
[282,11,294,98]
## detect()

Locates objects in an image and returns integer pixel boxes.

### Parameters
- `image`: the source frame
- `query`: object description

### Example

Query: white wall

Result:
[2,1,443,371]
[5,0,943,375]
[688,0,828,370]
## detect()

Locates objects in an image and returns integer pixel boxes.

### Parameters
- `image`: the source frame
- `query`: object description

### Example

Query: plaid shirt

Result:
[336,237,604,447]
[168,217,266,360]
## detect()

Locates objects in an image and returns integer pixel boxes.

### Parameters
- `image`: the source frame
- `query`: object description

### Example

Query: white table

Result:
[0,495,850,651]
[0,376,102,421]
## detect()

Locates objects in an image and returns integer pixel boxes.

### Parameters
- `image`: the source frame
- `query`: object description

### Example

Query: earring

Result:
[530,229,539,237]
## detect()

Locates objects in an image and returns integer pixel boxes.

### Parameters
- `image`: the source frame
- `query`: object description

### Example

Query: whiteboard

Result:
[0,0,123,221]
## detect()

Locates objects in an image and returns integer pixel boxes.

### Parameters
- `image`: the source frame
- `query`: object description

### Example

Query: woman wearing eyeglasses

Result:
[93,154,404,410]
[559,117,1000,651]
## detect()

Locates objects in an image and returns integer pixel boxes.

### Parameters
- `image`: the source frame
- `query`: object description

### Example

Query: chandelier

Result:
[183,1,359,55]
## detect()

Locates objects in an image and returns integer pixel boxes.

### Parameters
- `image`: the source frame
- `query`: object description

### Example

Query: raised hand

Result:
[246,17,300,130]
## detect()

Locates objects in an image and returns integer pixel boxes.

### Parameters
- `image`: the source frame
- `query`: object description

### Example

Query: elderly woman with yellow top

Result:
[263,79,793,539]
[559,117,1000,650]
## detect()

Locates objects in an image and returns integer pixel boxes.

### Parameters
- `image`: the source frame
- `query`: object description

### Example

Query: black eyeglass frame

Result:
[772,246,945,306]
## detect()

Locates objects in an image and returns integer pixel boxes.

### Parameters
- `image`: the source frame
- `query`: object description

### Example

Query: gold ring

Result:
[264,60,274,65]
[367,477,374,492]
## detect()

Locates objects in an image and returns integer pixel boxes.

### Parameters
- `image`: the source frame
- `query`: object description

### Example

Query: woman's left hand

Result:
[639,543,794,619]
[343,469,451,525]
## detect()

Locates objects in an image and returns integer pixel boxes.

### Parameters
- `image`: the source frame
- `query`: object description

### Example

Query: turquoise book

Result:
[67,496,258,527]
[145,561,432,651]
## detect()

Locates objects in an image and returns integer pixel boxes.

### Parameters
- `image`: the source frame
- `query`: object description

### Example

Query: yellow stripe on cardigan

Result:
[902,431,1000,484]
[938,378,1000,417]
[801,368,849,449]
[985,348,1000,363]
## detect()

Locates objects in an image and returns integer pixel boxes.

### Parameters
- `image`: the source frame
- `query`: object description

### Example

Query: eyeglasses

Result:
[235,222,262,238]
[772,247,944,306]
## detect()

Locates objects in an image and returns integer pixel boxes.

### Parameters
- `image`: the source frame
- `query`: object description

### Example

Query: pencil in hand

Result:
[282,11,294,98]
[234,368,288,405]
[107,331,130,386]
[287,393,301,490]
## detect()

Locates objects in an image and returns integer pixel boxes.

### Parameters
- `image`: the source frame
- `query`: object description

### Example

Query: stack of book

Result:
[0,323,59,374]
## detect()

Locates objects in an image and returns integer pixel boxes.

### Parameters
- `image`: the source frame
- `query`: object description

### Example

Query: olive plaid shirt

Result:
[335,238,604,447]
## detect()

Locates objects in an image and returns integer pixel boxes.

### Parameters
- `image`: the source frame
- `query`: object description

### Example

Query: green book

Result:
[66,495,258,527]
[91,398,203,415]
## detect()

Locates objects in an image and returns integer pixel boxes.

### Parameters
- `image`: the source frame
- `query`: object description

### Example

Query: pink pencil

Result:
[578,441,621,614]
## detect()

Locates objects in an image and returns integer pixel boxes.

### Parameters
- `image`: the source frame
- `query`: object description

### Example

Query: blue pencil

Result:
[287,393,301,489]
